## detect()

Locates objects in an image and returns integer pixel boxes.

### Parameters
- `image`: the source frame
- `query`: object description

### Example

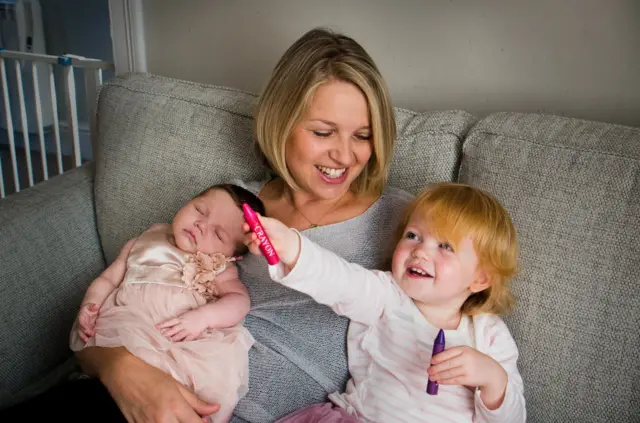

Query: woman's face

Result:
[285,80,373,201]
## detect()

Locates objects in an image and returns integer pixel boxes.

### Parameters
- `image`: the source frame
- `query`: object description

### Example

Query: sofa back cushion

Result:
[94,73,475,262]
[459,112,640,423]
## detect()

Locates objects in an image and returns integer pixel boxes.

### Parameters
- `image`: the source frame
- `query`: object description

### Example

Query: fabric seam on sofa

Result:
[97,84,255,119]
[122,72,261,96]
[467,130,640,162]
[0,167,95,219]
[399,129,466,143]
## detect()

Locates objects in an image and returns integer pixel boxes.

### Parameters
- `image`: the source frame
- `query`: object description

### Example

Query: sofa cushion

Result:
[458,112,640,423]
[94,73,475,262]
[391,108,475,195]
[94,74,270,262]
[0,164,105,407]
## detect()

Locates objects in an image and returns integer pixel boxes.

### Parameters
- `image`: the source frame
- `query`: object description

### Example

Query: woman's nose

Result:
[328,136,354,166]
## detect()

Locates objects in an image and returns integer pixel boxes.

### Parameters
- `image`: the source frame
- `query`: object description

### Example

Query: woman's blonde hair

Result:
[399,182,519,316]
[254,27,396,196]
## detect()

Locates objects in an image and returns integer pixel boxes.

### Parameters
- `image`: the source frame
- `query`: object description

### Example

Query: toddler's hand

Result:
[77,302,99,342]
[156,309,208,342]
[427,345,508,409]
[242,214,300,267]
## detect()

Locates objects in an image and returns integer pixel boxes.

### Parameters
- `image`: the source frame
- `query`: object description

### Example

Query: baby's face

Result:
[172,189,245,257]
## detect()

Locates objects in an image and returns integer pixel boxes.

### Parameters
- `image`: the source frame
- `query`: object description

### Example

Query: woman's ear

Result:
[468,269,491,293]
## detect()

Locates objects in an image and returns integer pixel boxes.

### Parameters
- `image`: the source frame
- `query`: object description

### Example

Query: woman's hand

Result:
[156,309,208,342]
[77,302,100,342]
[81,347,220,423]
[243,214,301,267]
[427,345,508,410]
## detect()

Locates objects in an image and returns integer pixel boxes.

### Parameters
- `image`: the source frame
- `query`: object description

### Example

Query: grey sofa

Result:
[0,73,638,422]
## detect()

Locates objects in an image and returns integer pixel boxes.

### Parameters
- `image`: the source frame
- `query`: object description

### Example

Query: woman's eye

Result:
[439,242,454,252]
[355,134,372,141]
[406,231,419,240]
[313,131,332,137]
[195,206,203,215]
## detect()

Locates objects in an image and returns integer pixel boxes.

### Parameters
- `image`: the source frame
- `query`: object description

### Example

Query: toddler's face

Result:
[391,211,483,309]
[172,189,245,257]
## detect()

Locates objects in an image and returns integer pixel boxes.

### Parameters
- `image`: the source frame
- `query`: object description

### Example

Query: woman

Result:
[227,28,413,422]
[4,28,413,423]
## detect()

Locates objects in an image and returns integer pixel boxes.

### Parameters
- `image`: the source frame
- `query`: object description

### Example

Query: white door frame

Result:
[108,0,147,75]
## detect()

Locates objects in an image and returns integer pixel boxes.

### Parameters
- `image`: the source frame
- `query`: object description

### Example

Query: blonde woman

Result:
[228,27,413,422]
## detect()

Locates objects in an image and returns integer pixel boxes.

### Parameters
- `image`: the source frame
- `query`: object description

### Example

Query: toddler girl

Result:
[70,184,263,423]
[245,182,526,423]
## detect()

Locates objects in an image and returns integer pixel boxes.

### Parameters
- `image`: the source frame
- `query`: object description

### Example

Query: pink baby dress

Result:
[70,224,254,423]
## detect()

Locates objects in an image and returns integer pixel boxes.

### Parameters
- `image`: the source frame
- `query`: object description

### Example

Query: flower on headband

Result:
[182,252,239,300]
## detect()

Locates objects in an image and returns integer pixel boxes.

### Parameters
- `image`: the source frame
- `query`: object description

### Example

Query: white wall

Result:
[141,0,640,127]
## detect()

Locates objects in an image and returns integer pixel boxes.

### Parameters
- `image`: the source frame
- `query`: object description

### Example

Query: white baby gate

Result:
[0,48,114,199]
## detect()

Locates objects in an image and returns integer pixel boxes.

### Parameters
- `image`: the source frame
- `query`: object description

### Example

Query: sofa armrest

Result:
[0,163,106,407]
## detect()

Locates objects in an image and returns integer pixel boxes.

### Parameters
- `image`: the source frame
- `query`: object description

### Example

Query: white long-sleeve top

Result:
[270,235,526,423]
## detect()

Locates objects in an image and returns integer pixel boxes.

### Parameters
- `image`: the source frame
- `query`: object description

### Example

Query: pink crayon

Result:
[242,203,280,265]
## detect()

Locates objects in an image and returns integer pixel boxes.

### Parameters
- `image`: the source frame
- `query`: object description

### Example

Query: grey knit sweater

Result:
[229,179,414,423]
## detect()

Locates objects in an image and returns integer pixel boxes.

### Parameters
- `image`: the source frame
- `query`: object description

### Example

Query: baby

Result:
[245,182,526,423]
[70,183,263,423]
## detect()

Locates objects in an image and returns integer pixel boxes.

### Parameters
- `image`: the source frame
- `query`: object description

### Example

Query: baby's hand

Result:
[427,345,508,409]
[156,309,208,342]
[77,302,100,342]
[242,214,300,267]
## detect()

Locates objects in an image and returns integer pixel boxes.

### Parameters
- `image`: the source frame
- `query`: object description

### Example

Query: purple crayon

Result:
[426,329,445,395]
